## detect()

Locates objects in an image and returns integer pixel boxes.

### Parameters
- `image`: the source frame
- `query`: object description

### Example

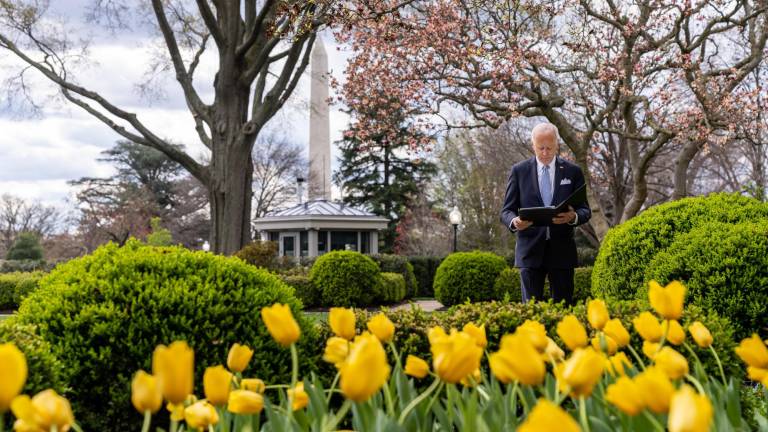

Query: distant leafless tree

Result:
[251,132,307,219]
[0,194,63,255]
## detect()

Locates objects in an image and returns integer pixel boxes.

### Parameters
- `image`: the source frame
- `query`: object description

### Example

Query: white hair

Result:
[531,123,560,142]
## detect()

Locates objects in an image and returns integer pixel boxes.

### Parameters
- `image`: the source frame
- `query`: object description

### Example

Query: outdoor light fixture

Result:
[202,241,210,252]
[449,206,462,253]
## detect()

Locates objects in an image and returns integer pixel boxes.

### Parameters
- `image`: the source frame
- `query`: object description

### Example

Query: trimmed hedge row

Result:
[370,254,418,298]
[406,256,443,297]
[0,322,67,395]
[0,271,44,310]
[377,272,407,303]
[493,267,593,304]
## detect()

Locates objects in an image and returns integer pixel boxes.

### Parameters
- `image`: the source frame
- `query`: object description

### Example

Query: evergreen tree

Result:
[6,232,44,261]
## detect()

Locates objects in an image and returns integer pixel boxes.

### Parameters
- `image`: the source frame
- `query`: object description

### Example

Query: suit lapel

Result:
[552,157,564,205]
[529,157,543,206]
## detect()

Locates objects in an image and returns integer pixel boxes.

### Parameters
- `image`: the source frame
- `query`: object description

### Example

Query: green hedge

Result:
[0,322,66,395]
[644,221,768,338]
[433,251,508,306]
[592,193,768,301]
[407,256,443,297]
[0,271,44,310]
[0,259,48,273]
[493,267,593,304]
[280,275,321,309]
[310,251,380,307]
[377,272,407,303]
[13,240,319,431]
[370,254,418,298]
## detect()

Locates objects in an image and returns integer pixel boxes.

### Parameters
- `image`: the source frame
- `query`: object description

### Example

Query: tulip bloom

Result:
[654,347,689,380]
[668,385,713,432]
[588,299,609,330]
[153,341,194,404]
[0,343,27,413]
[427,326,447,344]
[560,347,605,397]
[606,352,633,377]
[515,320,548,353]
[633,311,662,342]
[544,337,565,362]
[203,365,232,406]
[517,399,580,432]
[648,280,685,320]
[688,322,713,348]
[287,382,309,411]
[322,336,350,366]
[643,341,660,359]
[340,333,390,402]
[329,307,356,340]
[603,318,630,348]
[635,366,674,413]
[184,400,219,430]
[367,313,395,343]
[404,355,430,378]
[735,334,768,369]
[605,376,646,416]
[131,370,162,414]
[747,367,767,382]
[227,343,254,373]
[240,378,265,394]
[556,315,588,351]
[12,390,75,432]
[662,320,686,346]
[489,334,545,385]
[227,390,264,414]
[463,322,487,348]
[591,335,618,355]
[261,304,301,346]
[431,330,483,384]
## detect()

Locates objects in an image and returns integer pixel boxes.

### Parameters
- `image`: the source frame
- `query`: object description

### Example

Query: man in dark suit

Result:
[500,123,591,304]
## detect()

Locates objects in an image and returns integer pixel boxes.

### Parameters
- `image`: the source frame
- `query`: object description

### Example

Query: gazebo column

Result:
[308,229,319,257]
[259,231,269,241]
[370,231,379,254]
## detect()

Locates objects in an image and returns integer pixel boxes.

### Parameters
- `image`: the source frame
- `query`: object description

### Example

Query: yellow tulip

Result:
[635,366,674,413]
[517,399,581,432]
[735,334,768,369]
[606,352,633,377]
[261,303,301,346]
[591,335,618,355]
[662,320,686,346]
[28,390,75,431]
[747,367,767,382]
[489,334,545,386]
[0,343,27,413]
[648,280,685,320]
[404,355,430,378]
[654,347,689,380]
[167,402,185,421]
[323,336,350,366]
[560,347,605,397]
[131,370,162,414]
[544,337,565,363]
[461,368,482,387]
[633,311,662,342]
[515,320,548,353]
[329,307,356,340]
[427,326,447,344]
[643,341,660,359]
[668,385,713,432]
[588,299,609,330]
[203,365,232,406]
[240,378,265,394]
[227,390,264,414]
[556,315,588,351]
[152,341,194,404]
[340,333,390,402]
[603,319,630,348]
[431,330,483,384]
[688,322,713,348]
[184,400,219,431]
[463,322,487,348]
[227,343,254,373]
[287,382,309,411]
[367,312,395,343]
[605,376,645,416]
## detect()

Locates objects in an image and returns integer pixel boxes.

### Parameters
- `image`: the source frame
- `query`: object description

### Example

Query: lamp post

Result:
[202,241,210,252]
[449,206,462,253]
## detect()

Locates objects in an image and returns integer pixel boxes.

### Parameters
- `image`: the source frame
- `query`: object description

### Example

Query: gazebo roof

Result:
[253,199,388,231]
[266,199,378,217]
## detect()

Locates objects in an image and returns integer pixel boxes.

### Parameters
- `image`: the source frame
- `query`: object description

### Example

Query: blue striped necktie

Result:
[540,165,552,206]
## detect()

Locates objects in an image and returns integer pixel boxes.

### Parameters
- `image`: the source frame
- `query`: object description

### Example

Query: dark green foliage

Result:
[378,272,407,303]
[407,256,443,297]
[0,271,44,310]
[492,267,592,304]
[14,240,318,431]
[572,267,592,304]
[0,322,67,396]
[644,221,768,338]
[0,259,48,273]
[235,240,279,270]
[6,232,44,261]
[280,275,321,308]
[309,250,381,307]
[145,217,174,246]
[370,254,418,298]
[592,193,768,300]
[493,267,521,302]
[433,251,508,306]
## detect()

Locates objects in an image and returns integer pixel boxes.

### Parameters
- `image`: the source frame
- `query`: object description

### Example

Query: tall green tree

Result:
[334,100,436,252]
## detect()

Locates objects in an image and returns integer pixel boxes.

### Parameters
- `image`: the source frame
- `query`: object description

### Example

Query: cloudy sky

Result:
[0,2,351,208]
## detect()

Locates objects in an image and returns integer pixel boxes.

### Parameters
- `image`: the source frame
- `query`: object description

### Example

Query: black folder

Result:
[519,184,587,226]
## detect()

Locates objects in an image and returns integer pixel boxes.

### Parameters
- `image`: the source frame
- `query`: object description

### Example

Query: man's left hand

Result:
[552,206,576,225]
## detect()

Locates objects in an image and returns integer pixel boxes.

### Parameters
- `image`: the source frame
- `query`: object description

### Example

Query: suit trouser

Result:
[519,237,575,305]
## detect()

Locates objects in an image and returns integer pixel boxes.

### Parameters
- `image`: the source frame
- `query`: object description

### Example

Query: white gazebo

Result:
[253,199,389,257]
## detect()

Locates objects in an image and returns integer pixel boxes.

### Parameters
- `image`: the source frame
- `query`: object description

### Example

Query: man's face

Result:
[532,133,558,165]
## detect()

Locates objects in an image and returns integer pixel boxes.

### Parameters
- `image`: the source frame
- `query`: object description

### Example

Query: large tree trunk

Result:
[672,139,701,200]
[209,146,253,255]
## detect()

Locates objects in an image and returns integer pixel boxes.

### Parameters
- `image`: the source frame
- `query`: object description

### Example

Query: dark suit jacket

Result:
[500,157,591,268]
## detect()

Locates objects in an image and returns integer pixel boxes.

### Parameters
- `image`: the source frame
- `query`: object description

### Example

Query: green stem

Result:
[685,374,706,395]
[388,341,404,372]
[626,344,647,371]
[709,346,727,385]
[290,343,299,387]
[69,424,84,432]
[324,399,353,432]
[579,397,591,432]
[682,342,707,382]
[642,410,665,432]
[383,379,396,418]
[425,381,445,414]
[398,378,442,424]
[515,382,529,413]
[208,425,215,432]
[326,371,340,404]
[141,410,152,432]
[170,420,179,432]
[264,384,290,390]
[657,321,670,354]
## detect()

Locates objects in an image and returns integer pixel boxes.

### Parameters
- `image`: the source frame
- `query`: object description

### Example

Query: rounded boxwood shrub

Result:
[592,193,768,300]
[370,254,418,298]
[310,250,380,306]
[494,267,522,302]
[0,322,66,396]
[643,221,768,338]
[280,275,321,308]
[0,271,44,311]
[378,272,406,303]
[14,240,318,431]
[433,251,508,306]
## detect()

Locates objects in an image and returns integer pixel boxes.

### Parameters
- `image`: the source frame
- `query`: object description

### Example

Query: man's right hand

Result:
[512,216,533,231]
